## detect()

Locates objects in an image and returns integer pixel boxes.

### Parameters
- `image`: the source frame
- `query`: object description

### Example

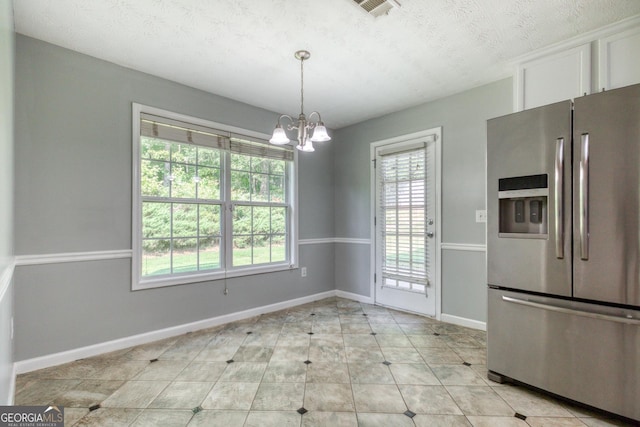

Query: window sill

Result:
[132,262,296,291]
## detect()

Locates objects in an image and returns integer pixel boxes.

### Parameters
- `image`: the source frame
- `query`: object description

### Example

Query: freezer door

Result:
[488,288,640,421]
[573,83,640,306]
[487,101,572,296]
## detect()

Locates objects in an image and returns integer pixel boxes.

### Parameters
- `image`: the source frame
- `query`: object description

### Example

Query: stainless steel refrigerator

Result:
[486,83,640,422]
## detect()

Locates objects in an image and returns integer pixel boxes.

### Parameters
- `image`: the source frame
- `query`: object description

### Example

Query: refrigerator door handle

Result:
[502,296,640,325]
[579,133,590,260]
[554,137,564,259]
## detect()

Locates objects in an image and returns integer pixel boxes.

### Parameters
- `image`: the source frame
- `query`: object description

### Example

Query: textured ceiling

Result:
[13,0,640,129]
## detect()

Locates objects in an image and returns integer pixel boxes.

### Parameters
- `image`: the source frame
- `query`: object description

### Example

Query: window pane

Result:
[270,160,285,175]
[197,166,220,200]
[231,153,250,171]
[269,176,285,203]
[172,238,198,273]
[233,237,252,266]
[171,142,197,164]
[252,157,268,173]
[385,235,398,265]
[143,202,171,238]
[141,160,170,197]
[141,137,170,161]
[142,239,171,276]
[251,174,269,202]
[198,147,220,167]
[252,206,270,235]
[199,237,221,270]
[231,171,251,201]
[412,235,425,264]
[271,235,286,262]
[398,280,411,289]
[252,234,269,264]
[199,205,221,237]
[233,205,252,236]
[173,203,197,237]
[171,164,197,199]
[271,207,287,234]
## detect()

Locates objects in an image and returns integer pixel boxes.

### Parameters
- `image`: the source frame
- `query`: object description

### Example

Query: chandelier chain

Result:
[300,56,305,115]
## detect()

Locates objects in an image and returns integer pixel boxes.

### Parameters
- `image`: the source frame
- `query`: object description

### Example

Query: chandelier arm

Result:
[277,114,294,126]
[276,114,299,131]
[307,111,323,126]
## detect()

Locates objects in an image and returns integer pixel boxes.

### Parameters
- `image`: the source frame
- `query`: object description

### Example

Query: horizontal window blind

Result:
[230,134,294,161]
[141,113,293,160]
[141,113,230,150]
[379,147,429,292]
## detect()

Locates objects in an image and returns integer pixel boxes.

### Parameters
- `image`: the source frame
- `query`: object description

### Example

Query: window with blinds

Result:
[133,107,296,289]
[378,146,430,293]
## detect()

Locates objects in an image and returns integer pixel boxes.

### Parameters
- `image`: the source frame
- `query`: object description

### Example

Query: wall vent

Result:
[352,0,400,18]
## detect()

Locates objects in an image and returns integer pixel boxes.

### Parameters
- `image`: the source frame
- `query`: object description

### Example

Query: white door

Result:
[374,134,438,316]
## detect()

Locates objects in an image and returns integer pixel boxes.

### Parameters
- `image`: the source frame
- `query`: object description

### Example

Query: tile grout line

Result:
[16,296,626,426]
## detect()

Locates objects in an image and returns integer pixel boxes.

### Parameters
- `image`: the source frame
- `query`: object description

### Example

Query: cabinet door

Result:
[515,44,591,111]
[599,27,640,91]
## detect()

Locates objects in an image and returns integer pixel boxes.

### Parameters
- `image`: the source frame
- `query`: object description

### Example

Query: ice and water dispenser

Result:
[498,174,548,238]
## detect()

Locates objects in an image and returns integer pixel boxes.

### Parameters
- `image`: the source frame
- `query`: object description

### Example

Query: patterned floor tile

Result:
[13,297,628,427]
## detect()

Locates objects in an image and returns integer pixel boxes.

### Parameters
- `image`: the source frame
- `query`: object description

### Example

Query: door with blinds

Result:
[374,136,437,316]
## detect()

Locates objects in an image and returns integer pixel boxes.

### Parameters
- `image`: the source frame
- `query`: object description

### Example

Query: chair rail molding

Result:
[0,258,15,303]
[440,242,486,252]
[15,250,133,266]
[299,238,371,245]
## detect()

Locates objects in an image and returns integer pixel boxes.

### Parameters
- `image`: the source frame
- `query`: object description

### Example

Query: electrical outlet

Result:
[476,210,487,223]
[301,267,307,277]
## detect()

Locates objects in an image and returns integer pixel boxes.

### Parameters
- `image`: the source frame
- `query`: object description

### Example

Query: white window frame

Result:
[132,103,298,290]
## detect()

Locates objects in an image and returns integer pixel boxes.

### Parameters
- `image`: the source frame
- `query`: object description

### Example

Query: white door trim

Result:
[369,128,442,320]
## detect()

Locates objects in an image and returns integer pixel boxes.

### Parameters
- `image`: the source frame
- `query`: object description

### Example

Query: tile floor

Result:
[14,297,635,426]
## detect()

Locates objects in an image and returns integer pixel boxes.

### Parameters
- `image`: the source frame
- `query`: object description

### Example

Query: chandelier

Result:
[269,50,331,152]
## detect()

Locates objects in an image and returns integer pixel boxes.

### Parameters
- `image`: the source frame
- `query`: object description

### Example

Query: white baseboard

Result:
[15,290,336,374]
[441,313,486,331]
[15,288,457,374]
[335,289,374,304]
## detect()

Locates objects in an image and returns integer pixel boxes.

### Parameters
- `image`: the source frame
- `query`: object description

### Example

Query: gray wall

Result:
[333,79,513,322]
[13,32,512,363]
[14,35,334,361]
[0,0,14,404]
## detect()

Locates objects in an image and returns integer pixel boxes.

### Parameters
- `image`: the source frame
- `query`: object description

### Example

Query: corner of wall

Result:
[1,0,17,404]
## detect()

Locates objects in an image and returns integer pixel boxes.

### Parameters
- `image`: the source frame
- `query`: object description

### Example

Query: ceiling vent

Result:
[352,0,400,18]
